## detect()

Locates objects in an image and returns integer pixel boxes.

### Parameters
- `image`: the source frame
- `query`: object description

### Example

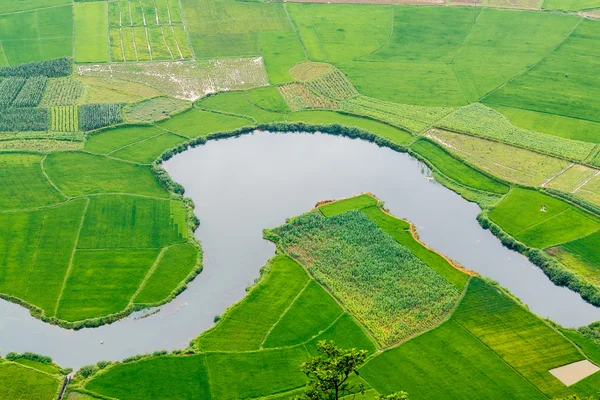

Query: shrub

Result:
[12,76,48,107]
[0,77,26,108]
[79,103,124,131]
[5,352,52,364]
[78,364,99,378]
[0,108,49,131]
[0,57,72,78]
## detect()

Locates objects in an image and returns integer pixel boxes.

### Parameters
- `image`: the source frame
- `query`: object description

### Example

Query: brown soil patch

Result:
[549,360,600,386]
[290,62,333,82]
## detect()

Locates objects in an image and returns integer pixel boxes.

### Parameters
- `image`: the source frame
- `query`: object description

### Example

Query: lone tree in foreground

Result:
[294,340,409,400]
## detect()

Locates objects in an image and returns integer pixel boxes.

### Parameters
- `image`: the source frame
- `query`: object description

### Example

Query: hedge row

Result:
[0,58,72,78]
[477,213,600,307]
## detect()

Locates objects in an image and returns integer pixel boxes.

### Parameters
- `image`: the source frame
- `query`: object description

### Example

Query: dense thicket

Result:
[79,103,123,131]
[0,108,49,131]
[12,77,48,108]
[0,58,72,78]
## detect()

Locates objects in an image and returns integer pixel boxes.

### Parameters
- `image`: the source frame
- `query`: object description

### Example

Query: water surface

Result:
[0,131,598,368]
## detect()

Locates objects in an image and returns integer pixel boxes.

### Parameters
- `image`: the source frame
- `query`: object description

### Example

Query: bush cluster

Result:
[79,103,124,131]
[0,107,49,131]
[5,352,52,364]
[0,57,72,78]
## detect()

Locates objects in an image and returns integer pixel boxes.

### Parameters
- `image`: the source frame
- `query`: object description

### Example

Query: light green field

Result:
[411,139,509,194]
[361,319,546,400]
[0,361,61,400]
[74,2,109,63]
[543,0,600,10]
[0,153,64,210]
[159,108,252,138]
[485,20,600,124]
[259,32,306,84]
[494,105,600,144]
[488,188,600,248]
[85,126,166,155]
[44,152,169,198]
[199,92,286,123]
[453,278,585,398]
[0,6,73,65]
[318,193,378,217]
[245,86,290,113]
[124,97,192,124]
[111,132,187,164]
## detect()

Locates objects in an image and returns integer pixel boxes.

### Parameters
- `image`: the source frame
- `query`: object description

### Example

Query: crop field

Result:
[2,1,600,397]
[0,360,61,400]
[488,188,600,248]
[426,129,575,187]
[269,210,461,345]
[411,139,510,195]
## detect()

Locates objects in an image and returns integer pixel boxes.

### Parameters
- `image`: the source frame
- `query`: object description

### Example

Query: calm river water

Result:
[1,131,599,368]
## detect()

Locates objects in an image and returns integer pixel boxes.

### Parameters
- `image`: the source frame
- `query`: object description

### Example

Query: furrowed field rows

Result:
[51,106,78,132]
[105,0,194,62]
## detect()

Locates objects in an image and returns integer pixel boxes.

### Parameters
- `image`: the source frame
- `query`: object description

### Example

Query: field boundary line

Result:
[106,131,166,155]
[479,16,583,102]
[451,316,548,398]
[160,25,175,60]
[202,353,215,397]
[284,3,309,61]
[260,279,312,349]
[53,197,90,317]
[106,1,112,63]
[176,0,196,60]
[541,163,575,187]
[357,5,394,60]
[40,154,69,200]
[573,170,600,193]
[243,91,289,116]
[293,3,328,62]
[512,207,569,236]
[0,3,73,18]
[170,25,184,59]
[449,8,481,105]
[129,245,171,303]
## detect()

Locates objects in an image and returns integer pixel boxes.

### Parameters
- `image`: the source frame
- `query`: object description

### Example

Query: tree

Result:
[294,340,368,400]
[376,393,410,400]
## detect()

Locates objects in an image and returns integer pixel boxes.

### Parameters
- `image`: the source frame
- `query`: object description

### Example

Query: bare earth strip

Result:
[288,0,444,4]
[549,360,600,386]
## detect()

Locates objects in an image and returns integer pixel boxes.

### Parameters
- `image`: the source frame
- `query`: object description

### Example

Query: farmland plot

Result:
[41,78,84,106]
[278,83,338,110]
[74,2,109,63]
[51,106,78,132]
[0,361,61,400]
[269,211,460,345]
[78,58,268,101]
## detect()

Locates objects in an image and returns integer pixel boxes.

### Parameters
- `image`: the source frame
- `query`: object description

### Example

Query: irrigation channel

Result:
[1,131,600,368]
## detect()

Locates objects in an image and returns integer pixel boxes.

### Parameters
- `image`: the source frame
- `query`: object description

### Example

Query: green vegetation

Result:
[199,92,286,123]
[85,125,166,154]
[0,361,61,400]
[124,97,191,123]
[453,278,585,398]
[160,108,252,138]
[246,86,290,113]
[74,2,109,63]
[259,32,306,84]
[411,139,509,194]
[543,0,600,11]
[51,106,78,132]
[79,103,124,131]
[319,194,378,217]
[0,107,49,132]
[111,132,187,164]
[0,153,64,210]
[270,210,460,345]
[41,77,84,106]
[488,188,600,248]
[44,152,169,198]
[11,77,47,108]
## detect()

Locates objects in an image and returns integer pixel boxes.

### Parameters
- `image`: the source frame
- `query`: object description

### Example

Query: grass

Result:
[0,153,64,210]
[159,108,252,138]
[453,278,584,398]
[134,243,199,304]
[319,193,378,217]
[427,129,573,187]
[111,132,187,164]
[199,91,286,123]
[562,230,600,275]
[246,86,290,113]
[270,210,460,345]
[124,97,192,124]
[12,359,60,375]
[361,319,546,400]
[74,2,109,63]
[195,255,310,352]
[484,19,600,124]
[0,6,72,65]
[360,205,469,290]
[550,246,600,287]
[77,196,187,249]
[56,248,160,321]
[262,280,343,348]
[41,78,84,107]
[304,312,376,355]
[542,0,600,10]
[411,139,509,194]
[547,165,598,193]
[285,5,327,61]
[206,348,308,399]
[494,105,600,144]
[85,125,166,155]
[0,199,86,317]
[44,152,169,198]
[86,355,211,400]
[0,362,61,400]
[259,32,306,85]
[488,188,600,248]
[288,110,413,146]
[452,9,578,102]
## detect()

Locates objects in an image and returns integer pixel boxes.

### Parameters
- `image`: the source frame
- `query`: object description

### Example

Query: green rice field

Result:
[1,0,600,397]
